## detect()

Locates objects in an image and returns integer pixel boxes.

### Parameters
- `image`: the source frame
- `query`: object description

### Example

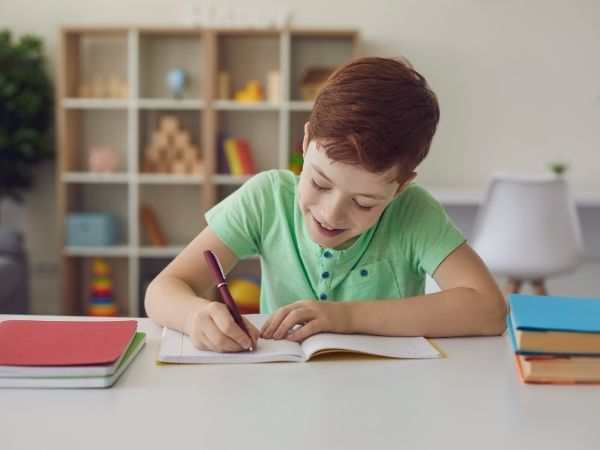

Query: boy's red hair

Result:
[307,57,440,182]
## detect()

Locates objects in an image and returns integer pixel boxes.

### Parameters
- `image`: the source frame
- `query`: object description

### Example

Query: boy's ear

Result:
[302,122,310,155]
[395,172,417,196]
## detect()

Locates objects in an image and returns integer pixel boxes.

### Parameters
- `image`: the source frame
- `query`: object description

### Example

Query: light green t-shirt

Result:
[205,170,465,314]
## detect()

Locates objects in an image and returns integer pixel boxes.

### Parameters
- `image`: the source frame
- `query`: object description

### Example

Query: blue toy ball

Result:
[167,68,187,98]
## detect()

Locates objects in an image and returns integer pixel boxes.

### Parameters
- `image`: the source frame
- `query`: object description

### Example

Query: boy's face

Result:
[298,139,414,250]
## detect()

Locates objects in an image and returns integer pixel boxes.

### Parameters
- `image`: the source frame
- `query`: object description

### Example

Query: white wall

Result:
[1,0,600,312]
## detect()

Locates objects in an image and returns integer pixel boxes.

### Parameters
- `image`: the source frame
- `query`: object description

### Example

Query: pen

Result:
[203,250,254,352]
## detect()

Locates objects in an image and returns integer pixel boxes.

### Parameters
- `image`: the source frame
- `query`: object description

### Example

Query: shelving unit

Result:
[57,26,360,316]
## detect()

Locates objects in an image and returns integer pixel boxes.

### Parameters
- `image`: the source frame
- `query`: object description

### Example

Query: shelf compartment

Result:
[138,31,204,99]
[62,109,129,173]
[216,110,279,174]
[62,30,129,99]
[138,109,203,176]
[138,184,204,247]
[65,184,130,246]
[290,32,357,101]
[216,32,280,101]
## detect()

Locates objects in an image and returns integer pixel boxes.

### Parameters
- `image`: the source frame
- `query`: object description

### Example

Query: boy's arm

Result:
[145,226,258,352]
[261,243,507,341]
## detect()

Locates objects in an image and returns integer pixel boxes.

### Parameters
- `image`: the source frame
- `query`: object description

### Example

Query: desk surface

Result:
[1,315,599,450]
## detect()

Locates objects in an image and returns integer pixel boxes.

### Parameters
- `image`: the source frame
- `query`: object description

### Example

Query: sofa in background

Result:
[0,227,29,314]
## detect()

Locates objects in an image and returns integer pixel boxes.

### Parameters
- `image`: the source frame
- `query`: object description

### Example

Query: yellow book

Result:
[224,138,243,175]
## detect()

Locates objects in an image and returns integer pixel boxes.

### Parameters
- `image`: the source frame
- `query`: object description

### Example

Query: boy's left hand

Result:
[259,300,352,342]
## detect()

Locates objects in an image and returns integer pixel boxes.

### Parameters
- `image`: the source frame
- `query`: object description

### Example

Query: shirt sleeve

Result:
[204,171,275,259]
[395,185,466,276]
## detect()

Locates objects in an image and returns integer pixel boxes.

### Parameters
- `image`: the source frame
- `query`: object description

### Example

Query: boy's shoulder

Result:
[247,169,298,193]
[396,183,443,210]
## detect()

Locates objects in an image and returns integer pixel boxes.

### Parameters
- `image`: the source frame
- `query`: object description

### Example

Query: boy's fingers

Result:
[212,313,253,351]
[261,308,291,339]
[203,319,245,352]
[273,308,312,339]
[243,318,260,348]
[287,321,319,342]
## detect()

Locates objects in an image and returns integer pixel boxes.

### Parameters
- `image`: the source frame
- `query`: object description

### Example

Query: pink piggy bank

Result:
[88,146,120,173]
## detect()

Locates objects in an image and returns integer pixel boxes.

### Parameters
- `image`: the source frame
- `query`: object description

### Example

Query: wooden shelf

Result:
[57,26,361,316]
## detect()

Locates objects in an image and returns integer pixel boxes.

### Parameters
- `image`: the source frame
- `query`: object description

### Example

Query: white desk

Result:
[2,315,599,450]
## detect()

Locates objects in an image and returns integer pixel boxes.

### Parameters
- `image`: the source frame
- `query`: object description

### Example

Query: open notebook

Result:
[157,314,442,364]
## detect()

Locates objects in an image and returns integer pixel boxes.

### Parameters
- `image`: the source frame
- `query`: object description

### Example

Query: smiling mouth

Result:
[312,216,345,237]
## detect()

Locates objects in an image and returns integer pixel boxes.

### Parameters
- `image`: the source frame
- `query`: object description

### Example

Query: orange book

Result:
[236,139,257,174]
[140,205,167,247]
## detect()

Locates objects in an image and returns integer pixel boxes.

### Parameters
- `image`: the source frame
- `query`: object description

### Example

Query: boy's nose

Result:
[320,198,346,227]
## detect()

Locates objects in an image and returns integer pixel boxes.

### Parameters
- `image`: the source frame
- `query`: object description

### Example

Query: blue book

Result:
[508,294,600,355]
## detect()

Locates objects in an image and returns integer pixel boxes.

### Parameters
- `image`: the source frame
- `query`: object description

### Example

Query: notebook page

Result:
[157,327,305,364]
[301,333,442,360]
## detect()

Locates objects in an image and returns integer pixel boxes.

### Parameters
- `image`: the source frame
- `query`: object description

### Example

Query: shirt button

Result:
[322,271,330,279]
[360,269,369,277]
[319,293,328,300]
[323,251,332,258]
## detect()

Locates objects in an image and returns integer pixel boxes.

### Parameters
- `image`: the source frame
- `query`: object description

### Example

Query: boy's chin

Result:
[307,229,356,250]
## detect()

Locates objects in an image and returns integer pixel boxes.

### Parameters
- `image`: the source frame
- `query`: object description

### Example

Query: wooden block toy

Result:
[165,146,178,161]
[183,147,198,162]
[77,82,90,97]
[171,160,187,175]
[191,160,204,174]
[91,74,106,98]
[267,70,281,102]
[160,115,180,133]
[152,130,170,149]
[174,130,191,148]
[118,82,128,98]
[218,71,231,99]
[146,145,161,163]
[108,75,122,98]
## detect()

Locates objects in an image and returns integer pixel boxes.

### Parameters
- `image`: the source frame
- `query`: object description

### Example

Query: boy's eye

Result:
[310,179,328,191]
[354,201,374,212]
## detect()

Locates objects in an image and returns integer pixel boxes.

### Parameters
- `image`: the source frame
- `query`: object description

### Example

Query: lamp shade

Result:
[471,173,583,280]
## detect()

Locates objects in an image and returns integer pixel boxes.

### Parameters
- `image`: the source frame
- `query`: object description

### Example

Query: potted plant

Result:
[0,29,54,220]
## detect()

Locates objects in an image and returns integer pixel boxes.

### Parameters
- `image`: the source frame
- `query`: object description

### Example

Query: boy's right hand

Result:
[188,302,259,353]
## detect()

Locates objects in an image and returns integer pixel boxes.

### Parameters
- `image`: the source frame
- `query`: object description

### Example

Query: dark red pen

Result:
[203,250,254,352]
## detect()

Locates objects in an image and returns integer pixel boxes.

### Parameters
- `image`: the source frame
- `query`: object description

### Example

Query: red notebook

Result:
[0,320,137,366]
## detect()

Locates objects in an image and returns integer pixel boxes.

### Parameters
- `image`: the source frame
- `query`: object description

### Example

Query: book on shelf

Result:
[0,319,145,388]
[157,314,442,364]
[508,293,600,384]
[223,137,243,175]
[236,139,256,174]
[221,137,256,175]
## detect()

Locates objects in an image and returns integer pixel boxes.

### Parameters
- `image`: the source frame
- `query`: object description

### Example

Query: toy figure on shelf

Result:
[166,68,188,99]
[88,145,120,173]
[88,258,118,316]
[234,80,264,102]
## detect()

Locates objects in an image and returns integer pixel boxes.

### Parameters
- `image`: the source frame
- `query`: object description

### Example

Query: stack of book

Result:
[507,294,600,384]
[0,319,145,388]
[218,134,256,175]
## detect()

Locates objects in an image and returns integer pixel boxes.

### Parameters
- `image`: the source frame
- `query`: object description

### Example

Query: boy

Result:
[145,57,507,352]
